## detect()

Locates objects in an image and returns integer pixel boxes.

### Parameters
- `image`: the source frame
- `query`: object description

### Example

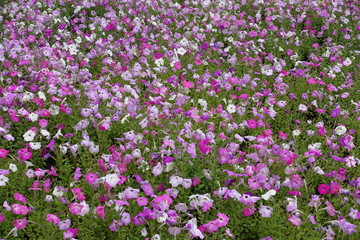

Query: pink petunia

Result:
[14,218,27,229]
[325,201,337,216]
[318,184,329,194]
[85,172,98,185]
[329,182,342,194]
[288,214,302,226]
[154,52,163,59]
[182,80,194,88]
[278,131,288,140]
[141,183,154,196]
[199,139,211,155]
[307,78,316,84]
[152,194,173,211]
[96,206,105,219]
[242,207,256,217]
[248,30,257,37]
[46,214,61,224]
[215,213,229,227]
[192,177,201,187]
[17,148,32,162]
[11,204,29,215]
[68,202,83,215]
[174,62,182,69]
[247,119,258,129]
[63,228,78,239]
[194,59,202,65]
[14,193,27,203]
[136,197,148,206]
[0,149,9,158]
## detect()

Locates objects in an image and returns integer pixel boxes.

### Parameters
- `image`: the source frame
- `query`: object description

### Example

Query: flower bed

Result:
[0,0,359,239]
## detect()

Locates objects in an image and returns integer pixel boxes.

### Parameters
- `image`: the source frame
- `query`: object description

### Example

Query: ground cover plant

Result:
[0,0,359,239]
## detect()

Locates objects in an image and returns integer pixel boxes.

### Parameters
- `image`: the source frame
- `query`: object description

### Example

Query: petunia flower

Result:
[259,204,273,217]
[0,149,9,158]
[242,206,256,217]
[58,219,71,230]
[96,206,105,219]
[329,182,342,194]
[318,184,329,194]
[135,197,148,207]
[46,214,61,224]
[240,194,261,205]
[85,172,98,185]
[14,218,27,230]
[287,214,302,226]
[337,216,357,234]
[152,162,163,176]
[325,201,337,216]
[14,193,27,203]
[104,174,120,187]
[278,131,288,140]
[247,119,258,129]
[261,189,277,200]
[63,228,78,239]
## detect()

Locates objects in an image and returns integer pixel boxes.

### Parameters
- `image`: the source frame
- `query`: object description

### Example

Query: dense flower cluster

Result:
[0,0,359,239]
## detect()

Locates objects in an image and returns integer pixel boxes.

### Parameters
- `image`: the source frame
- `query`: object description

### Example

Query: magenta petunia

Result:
[14,193,27,203]
[46,214,61,224]
[247,119,258,129]
[288,214,302,226]
[11,204,29,215]
[318,184,329,194]
[85,172,98,185]
[63,228,78,239]
[14,218,27,230]
[96,206,105,219]
[0,149,9,159]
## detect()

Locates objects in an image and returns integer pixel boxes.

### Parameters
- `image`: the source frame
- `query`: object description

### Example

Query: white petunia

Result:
[334,125,347,135]
[165,162,175,172]
[177,47,187,55]
[169,175,183,187]
[45,195,54,202]
[306,130,315,136]
[292,130,301,136]
[22,92,35,102]
[308,143,321,150]
[157,212,168,223]
[9,163,17,172]
[313,166,324,175]
[49,104,60,115]
[179,38,189,46]
[38,91,46,100]
[226,104,237,114]
[132,149,141,158]
[23,130,36,142]
[59,144,68,154]
[29,142,41,150]
[40,129,50,137]
[105,173,120,187]
[198,99,208,108]
[0,175,9,186]
[261,189,276,200]
[343,57,352,66]
[154,58,164,67]
[141,228,148,237]
[28,113,39,122]
[298,104,308,112]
